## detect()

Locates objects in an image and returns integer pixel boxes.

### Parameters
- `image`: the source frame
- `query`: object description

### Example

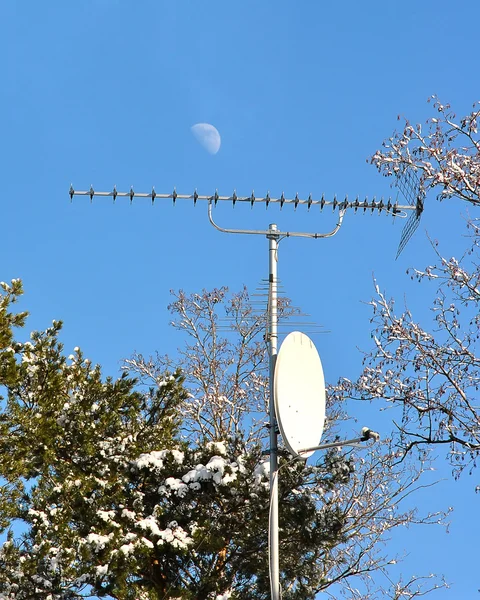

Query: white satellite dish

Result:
[274,331,326,458]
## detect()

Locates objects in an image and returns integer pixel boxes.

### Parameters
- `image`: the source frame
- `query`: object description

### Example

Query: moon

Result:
[191,123,221,155]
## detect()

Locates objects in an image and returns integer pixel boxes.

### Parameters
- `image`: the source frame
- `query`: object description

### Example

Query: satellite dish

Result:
[274,331,326,458]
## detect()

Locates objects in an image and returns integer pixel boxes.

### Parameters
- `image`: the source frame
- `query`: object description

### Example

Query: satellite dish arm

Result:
[298,427,380,455]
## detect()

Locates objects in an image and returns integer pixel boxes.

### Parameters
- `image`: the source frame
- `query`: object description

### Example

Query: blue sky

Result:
[2,1,479,597]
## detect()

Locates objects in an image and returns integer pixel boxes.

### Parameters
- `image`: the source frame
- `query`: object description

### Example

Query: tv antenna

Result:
[69,183,413,600]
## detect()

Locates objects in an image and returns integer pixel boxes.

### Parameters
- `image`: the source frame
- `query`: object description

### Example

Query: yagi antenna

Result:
[394,168,426,258]
[69,182,411,600]
[69,184,418,232]
[69,184,421,243]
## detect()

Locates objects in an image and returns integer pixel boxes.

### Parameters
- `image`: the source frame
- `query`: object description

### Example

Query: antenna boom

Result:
[69,185,417,215]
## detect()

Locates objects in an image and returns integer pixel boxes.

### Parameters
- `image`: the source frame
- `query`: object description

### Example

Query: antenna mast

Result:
[69,184,416,600]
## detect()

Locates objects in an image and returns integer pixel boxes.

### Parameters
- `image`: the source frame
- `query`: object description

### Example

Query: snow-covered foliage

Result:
[124,287,299,443]
[0,283,448,599]
[124,287,448,599]
[371,95,480,207]
[335,219,480,483]
[332,96,480,486]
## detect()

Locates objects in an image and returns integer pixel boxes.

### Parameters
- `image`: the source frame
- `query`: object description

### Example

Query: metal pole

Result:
[268,224,280,600]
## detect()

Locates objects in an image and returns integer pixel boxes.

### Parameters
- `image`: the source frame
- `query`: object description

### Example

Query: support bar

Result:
[298,428,380,455]
[208,199,346,238]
